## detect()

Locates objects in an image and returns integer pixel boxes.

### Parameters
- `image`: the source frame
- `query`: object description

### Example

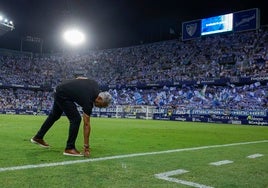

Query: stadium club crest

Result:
[186,23,197,36]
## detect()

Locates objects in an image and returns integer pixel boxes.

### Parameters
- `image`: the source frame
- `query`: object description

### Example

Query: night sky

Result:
[0,0,267,52]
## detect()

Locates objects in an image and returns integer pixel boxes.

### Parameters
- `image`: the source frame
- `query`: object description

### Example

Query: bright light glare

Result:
[63,29,85,46]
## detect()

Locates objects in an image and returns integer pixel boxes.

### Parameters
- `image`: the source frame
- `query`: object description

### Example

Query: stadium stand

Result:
[0,26,267,125]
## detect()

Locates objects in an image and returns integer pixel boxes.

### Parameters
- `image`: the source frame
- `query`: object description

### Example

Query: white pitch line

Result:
[155,169,214,188]
[247,153,264,158]
[0,140,267,173]
[209,160,233,166]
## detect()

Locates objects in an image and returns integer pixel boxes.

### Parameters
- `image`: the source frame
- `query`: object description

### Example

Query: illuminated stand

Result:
[0,14,15,36]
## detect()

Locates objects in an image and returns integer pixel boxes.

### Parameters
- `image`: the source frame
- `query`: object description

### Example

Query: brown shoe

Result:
[31,137,50,148]
[63,149,83,157]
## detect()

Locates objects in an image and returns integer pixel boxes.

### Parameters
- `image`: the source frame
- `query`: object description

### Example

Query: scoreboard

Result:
[182,8,260,40]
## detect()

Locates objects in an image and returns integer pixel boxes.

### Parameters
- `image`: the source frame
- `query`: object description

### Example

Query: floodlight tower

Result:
[0,14,15,36]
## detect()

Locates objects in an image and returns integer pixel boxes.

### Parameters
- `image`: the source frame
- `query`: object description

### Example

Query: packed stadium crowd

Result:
[0,26,267,112]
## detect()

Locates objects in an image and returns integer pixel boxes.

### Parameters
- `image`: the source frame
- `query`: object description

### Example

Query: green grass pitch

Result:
[0,114,267,187]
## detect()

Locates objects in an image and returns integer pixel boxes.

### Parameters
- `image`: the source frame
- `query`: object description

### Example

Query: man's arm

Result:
[83,112,91,157]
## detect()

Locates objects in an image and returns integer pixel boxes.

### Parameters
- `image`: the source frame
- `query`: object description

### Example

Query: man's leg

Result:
[31,98,63,148]
[58,100,81,150]
[34,101,63,139]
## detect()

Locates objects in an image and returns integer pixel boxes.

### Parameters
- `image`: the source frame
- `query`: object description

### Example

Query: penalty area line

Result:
[0,140,267,173]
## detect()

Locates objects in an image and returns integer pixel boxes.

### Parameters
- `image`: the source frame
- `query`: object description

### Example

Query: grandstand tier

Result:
[0,25,267,125]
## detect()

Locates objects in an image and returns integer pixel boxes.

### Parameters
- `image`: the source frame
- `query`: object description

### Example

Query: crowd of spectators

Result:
[110,83,267,110]
[0,26,267,112]
[0,89,53,112]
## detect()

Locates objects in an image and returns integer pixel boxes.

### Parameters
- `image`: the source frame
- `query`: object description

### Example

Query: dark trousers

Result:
[35,92,81,149]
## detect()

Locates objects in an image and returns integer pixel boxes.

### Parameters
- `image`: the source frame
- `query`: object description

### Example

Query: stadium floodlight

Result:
[63,28,86,47]
[0,13,15,36]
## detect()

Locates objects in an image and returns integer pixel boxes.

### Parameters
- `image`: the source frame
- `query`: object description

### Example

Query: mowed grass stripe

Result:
[0,140,267,173]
